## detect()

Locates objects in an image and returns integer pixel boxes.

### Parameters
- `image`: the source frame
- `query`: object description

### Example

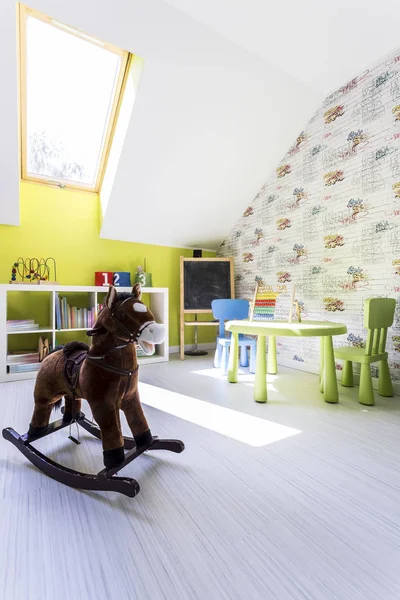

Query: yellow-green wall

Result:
[0,182,216,348]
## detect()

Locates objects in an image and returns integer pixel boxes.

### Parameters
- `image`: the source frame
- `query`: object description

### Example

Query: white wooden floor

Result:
[1,355,400,600]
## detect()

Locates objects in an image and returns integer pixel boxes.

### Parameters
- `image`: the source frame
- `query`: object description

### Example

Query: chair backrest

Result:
[363,297,396,356]
[211,299,250,338]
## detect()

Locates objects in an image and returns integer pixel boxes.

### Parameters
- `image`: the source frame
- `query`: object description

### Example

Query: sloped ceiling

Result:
[3,0,400,248]
[163,0,400,96]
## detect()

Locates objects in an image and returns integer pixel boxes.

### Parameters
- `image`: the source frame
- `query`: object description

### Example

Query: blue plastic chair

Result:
[211,299,256,375]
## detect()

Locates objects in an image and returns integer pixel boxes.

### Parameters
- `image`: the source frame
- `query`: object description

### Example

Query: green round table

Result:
[224,320,347,403]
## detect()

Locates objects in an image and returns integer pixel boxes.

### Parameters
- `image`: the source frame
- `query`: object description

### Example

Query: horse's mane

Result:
[116,292,134,302]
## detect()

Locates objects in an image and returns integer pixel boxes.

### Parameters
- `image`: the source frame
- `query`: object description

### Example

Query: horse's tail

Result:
[47,346,64,412]
[53,398,63,412]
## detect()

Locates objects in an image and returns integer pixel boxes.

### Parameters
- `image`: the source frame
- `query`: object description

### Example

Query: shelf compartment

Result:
[7,290,53,330]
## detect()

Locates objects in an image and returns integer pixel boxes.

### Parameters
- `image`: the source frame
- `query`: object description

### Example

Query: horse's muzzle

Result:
[139,322,165,345]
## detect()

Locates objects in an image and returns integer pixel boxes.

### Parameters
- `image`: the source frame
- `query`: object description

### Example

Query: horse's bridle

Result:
[85,297,154,377]
[109,296,154,344]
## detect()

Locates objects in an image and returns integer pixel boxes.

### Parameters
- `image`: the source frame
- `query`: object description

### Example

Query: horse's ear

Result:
[131,283,142,300]
[105,285,118,309]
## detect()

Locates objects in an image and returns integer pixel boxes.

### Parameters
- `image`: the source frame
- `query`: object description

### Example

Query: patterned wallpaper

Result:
[218,47,400,384]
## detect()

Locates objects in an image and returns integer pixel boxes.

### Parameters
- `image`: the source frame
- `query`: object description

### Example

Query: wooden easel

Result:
[180,257,234,359]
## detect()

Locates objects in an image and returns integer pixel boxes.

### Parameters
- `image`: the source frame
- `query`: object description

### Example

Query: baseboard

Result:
[273,358,400,397]
[168,347,400,396]
[170,343,216,355]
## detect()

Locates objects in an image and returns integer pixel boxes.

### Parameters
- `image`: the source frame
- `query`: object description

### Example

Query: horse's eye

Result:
[133,302,147,313]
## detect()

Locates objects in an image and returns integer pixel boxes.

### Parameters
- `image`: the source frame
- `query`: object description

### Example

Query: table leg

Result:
[319,337,325,393]
[254,335,267,403]
[227,332,239,383]
[323,336,339,403]
[267,335,277,375]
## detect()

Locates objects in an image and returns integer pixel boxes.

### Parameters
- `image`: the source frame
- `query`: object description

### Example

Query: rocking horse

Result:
[2,284,184,498]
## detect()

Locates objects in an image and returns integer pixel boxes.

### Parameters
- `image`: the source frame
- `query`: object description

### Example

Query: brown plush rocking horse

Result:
[2,284,184,498]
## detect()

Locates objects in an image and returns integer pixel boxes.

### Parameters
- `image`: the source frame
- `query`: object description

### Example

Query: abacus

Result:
[250,281,301,323]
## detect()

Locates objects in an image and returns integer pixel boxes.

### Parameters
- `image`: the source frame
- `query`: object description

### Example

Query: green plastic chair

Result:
[334,297,396,405]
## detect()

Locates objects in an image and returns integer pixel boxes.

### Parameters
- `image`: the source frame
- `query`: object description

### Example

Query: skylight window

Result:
[19,5,130,192]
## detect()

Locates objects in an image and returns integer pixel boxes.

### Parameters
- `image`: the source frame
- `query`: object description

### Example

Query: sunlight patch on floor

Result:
[190,366,252,380]
[140,382,301,447]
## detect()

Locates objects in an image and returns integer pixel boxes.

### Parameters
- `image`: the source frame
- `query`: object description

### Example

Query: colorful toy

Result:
[134,259,152,287]
[95,271,114,286]
[250,283,280,321]
[10,257,57,284]
[250,282,301,323]
[113,272,131,287]
[2,284,184,498]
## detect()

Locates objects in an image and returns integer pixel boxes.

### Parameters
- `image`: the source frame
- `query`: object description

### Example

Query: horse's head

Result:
[100,284,165,355]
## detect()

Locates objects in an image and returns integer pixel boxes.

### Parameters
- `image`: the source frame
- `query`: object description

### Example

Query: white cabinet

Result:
[0,284,169,382]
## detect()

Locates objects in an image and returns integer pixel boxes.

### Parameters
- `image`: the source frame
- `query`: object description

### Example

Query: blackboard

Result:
[183,260,232,310]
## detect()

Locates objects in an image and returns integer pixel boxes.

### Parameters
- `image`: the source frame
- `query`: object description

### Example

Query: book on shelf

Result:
[7,362,41,374]
[7,319,35,325]
[55,292,61,330]
[7,351,40,364]
[7,319,39,332]
[55,294,95,330]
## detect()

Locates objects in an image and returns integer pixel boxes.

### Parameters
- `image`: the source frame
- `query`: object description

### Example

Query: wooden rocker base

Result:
[2,410,185,498]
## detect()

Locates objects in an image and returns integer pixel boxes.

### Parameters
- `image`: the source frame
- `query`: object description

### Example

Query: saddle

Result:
[63,341,89,392]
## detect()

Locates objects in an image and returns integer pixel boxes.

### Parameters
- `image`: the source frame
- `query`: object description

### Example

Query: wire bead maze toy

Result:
[10,257,57,284]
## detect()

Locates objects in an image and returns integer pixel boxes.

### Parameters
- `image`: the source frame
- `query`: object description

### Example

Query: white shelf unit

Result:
[0,284,169,383]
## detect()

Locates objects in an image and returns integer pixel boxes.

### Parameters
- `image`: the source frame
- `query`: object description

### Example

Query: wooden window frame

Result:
[18,4,131,193]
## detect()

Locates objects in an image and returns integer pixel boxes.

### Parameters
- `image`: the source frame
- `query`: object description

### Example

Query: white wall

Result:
[101,52,317,249]
[0,1,19,226]
[5,0,318,249]
[101,56,144,217]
